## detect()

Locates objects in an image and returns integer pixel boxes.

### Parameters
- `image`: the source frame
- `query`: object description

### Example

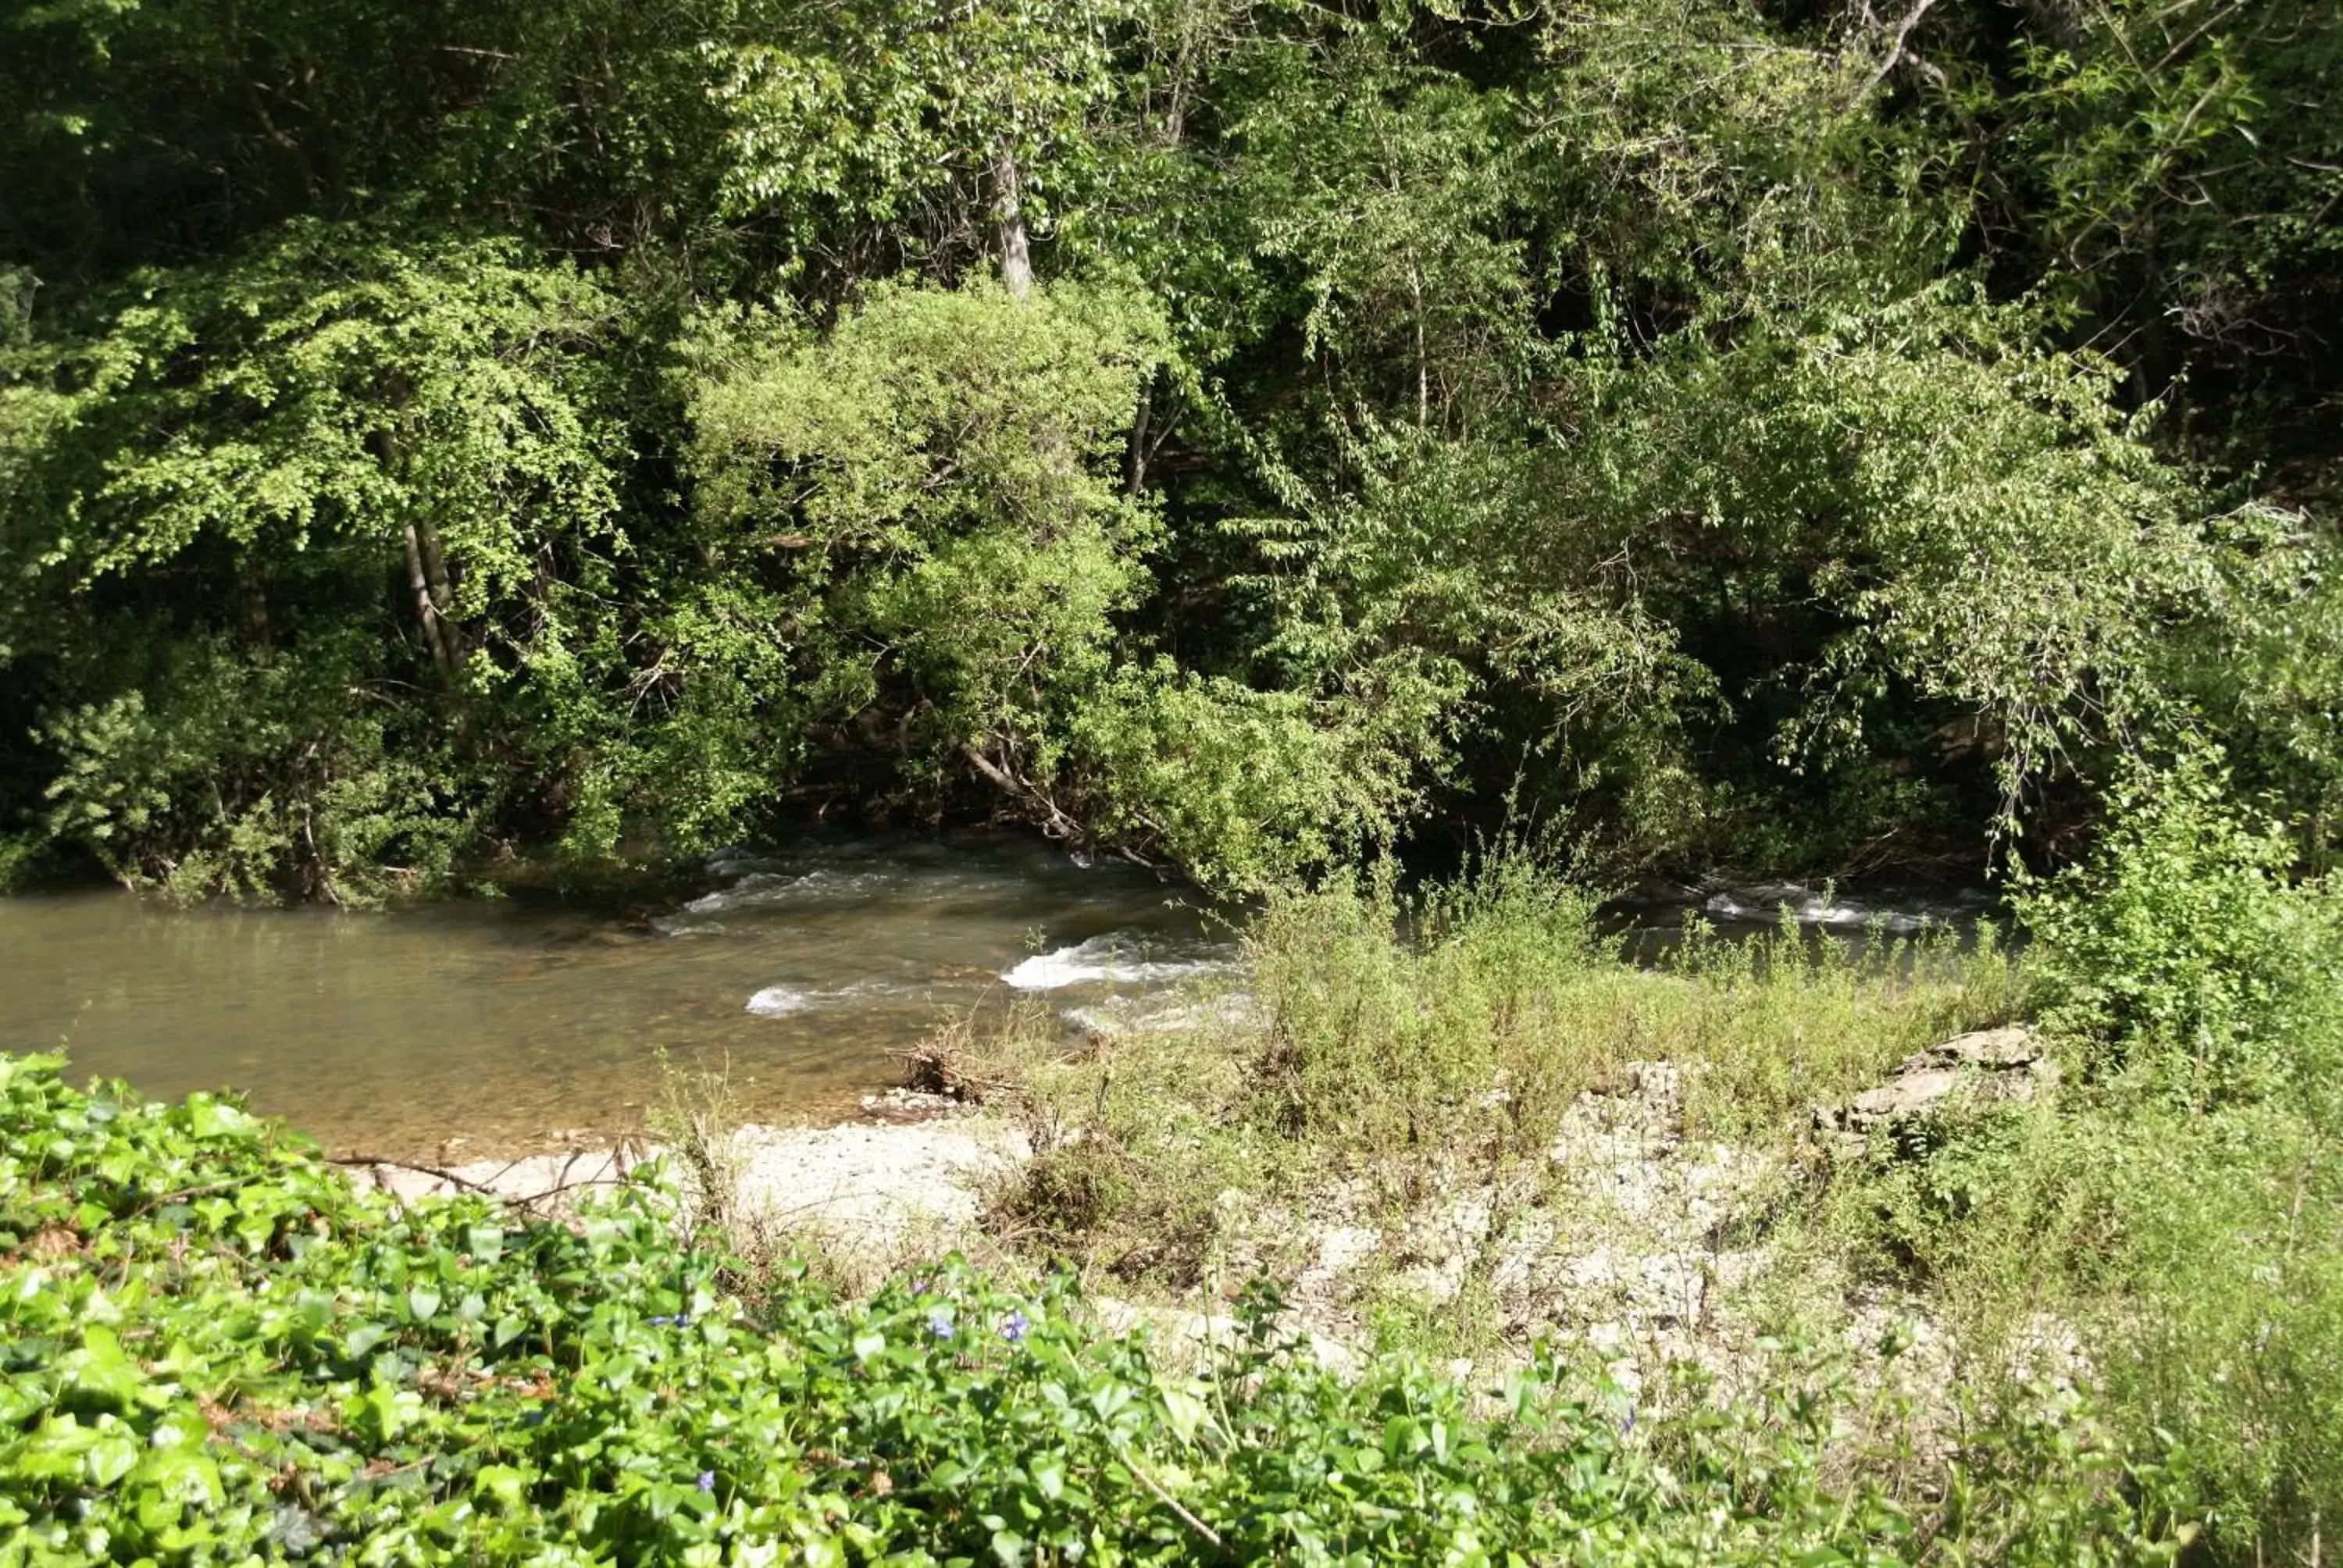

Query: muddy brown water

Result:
[0,834,1227,1158]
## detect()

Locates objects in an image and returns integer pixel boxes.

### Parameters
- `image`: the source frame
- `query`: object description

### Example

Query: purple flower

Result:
[1000,1310,1030,1345]
[650,1312,691,1327]
[697,1470,715,1494]
[926,1308,955,1341]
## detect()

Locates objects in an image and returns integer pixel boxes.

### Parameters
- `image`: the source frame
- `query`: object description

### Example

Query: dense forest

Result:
[2,0,2339,898]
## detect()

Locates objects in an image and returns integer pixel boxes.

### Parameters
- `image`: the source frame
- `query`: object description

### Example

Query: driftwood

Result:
[332,1141,648,1215]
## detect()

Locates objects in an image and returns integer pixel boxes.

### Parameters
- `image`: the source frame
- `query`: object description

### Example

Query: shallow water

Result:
[1,840,1992,1159]
[0,834,1225,1157]
[1614,878,1997,962]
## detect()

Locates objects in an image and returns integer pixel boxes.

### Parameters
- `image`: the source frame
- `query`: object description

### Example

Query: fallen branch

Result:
[1109,1438,1225,1552]
[960,741,1089,844]
[332,1151,639,1213]
[332,1154,503,1195]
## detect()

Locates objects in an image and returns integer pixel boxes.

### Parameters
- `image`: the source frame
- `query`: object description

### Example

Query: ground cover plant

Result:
[0,1049,2184,1565]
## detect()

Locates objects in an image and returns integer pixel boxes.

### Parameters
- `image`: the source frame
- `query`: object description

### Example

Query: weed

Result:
[982,851,2027,1388]
[648,1046,744,1246]
[1820,749,2343,1560]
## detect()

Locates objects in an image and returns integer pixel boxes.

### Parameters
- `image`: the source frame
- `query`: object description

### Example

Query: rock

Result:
[1815,1027,2050,1149]
[1907,1026,2042,1072]
[858,1087,965,1124]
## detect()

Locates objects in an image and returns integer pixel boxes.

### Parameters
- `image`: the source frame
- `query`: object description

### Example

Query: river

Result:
[0,833,1227,1157]
[1,835,1989,1158]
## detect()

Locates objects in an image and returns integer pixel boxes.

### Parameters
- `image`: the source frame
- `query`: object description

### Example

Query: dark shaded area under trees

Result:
[2,0,2338,899]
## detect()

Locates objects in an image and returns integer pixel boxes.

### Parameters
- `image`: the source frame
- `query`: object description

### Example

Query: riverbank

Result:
[4,1048,2178,1563]
[318,868,2032,1409]
[13,831,2340,1559]
[348,1095,1029,1285]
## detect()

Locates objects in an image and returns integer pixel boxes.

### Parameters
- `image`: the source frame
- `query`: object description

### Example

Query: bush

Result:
[1850,1092,2343,1561]
[2017,746,2343,1111]
[1839,748,2343,1559]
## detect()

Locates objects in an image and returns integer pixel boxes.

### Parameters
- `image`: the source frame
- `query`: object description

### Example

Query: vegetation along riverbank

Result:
[7,0,2343,1558]
[3,0,2341,899]
[12,786,2343,1560]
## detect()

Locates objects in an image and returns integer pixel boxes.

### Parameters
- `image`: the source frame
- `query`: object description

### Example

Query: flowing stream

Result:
[0,834,1228,1158]
[1,832,1990,1159]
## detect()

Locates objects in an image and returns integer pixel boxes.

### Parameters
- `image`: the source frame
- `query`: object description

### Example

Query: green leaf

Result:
[1159,1382,1207,1445]
[59,1326,144,1409]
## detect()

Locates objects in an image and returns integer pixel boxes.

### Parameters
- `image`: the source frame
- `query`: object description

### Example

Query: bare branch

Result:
[1862,0,1942,94]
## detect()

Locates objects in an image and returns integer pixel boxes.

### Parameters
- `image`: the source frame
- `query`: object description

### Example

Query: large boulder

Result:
[1815,1027,2051,1152]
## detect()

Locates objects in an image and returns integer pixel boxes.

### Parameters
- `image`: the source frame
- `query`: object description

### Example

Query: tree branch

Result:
[1862,0,1942,94]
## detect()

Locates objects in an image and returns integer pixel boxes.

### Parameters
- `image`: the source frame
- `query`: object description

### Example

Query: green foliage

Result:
[685,279,1168,778]
[0,836,44,894]
[2177,542,2343,871]
[996,852,2027,1301]
[0,1052,2179,1563]
[26,230,620,587]
[1228,425,1710,864]
[2017,746,2343,1110]
[1853,1097,2343,1563]
[0,222,627,897]
[683,277,1446,886]
[35,643,471,903]
[686,278,1159,829]
[1992,0,2343,489]
[1057,659,1446,888]
[1550,287,2265,831]
[2,0,2338,887]
[1229,21,1539,428]
[1246,855,2025,1154]
[1835,749,2343,1560]
[709,0,1125,265]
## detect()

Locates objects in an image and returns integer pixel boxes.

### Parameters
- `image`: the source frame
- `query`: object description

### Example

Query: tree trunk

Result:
[403,519,463,673]
[1127,381,1154,497]
[993,147,1034,298]
[237,563,273,666]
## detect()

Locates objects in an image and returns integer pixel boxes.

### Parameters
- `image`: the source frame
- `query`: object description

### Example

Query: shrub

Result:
[2016,745,2343,1111]
[1849,1093,2343,1561]
[1844,748,2343,1559]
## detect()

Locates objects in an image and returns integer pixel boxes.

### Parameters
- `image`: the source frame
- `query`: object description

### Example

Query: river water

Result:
[1,834,1989,1158]
[0,834,1228,1157]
